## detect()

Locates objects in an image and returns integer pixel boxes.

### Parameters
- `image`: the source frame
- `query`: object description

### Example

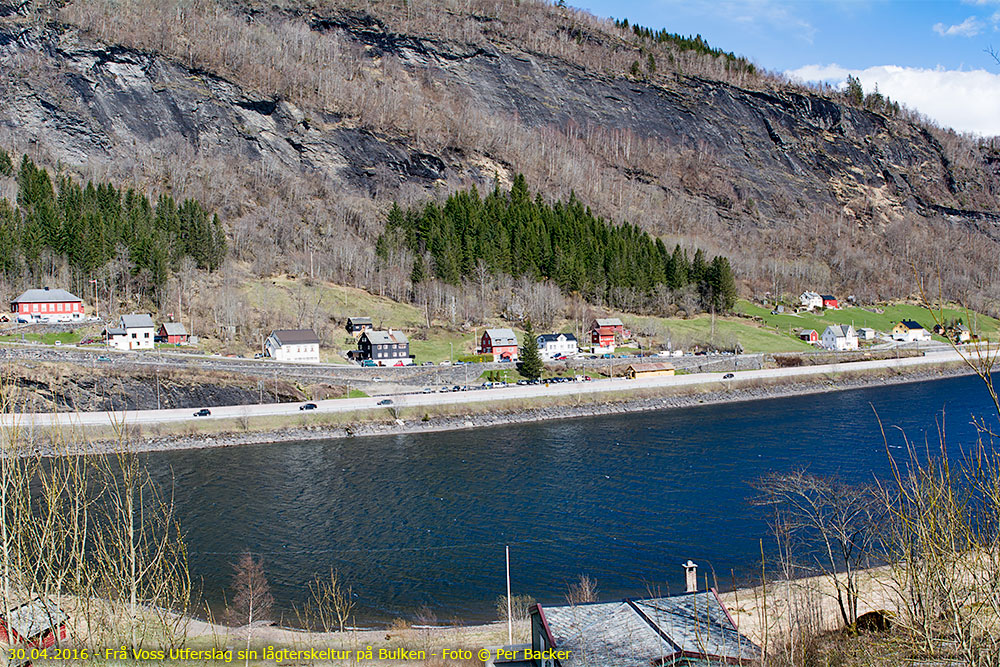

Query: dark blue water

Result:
[145,373,999,625]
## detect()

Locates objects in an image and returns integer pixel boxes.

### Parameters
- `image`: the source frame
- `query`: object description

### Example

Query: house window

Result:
[144,333,150,338]
[131,333,137,338]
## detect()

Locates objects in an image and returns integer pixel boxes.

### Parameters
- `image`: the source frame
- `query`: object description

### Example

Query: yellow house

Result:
[626,362,676,379]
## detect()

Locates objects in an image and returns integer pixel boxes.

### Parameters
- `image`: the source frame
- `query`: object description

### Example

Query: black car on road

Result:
[377,399,393,406]
[300,403,317,410]
[723,373,735,379]
[193,408,211,417]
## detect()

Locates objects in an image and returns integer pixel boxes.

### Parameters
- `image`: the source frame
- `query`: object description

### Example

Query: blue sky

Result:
[576,0,1000,135]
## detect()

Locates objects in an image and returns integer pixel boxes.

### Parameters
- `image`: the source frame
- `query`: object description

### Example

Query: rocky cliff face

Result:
[0,2,998,299]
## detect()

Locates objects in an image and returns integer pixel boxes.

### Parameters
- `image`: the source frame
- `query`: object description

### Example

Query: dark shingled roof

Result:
[537,592,759,667]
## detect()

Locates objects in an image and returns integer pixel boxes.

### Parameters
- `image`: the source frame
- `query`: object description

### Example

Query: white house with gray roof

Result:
[107,313,155,351]
[821,324,858,351]
[265,329,321,363]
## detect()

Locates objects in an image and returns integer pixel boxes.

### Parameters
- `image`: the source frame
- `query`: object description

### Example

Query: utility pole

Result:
[505,546,513,647]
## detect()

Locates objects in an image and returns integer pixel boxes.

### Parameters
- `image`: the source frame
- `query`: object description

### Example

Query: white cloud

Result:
[933,16,984,36]
[787,64,1000,136]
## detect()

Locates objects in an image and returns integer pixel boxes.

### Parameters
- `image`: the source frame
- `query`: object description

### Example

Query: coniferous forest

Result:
[379,175,737,312]
[0,152,226,296]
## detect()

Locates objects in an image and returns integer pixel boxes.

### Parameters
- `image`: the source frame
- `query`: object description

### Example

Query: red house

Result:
[1,598,69,664]
[10,288,84,323]
[157,322,190,345]
[590,318,628,350]
[821,294,839,309]
[480,328,519,361]
[799,329,819,343]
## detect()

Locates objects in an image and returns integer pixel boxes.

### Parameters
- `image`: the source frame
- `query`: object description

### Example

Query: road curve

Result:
[2,348,974,431]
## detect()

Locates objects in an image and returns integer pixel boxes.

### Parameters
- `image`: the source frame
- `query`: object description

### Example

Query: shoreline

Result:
[42,359,979,456]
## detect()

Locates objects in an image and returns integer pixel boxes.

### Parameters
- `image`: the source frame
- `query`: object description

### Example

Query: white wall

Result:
[266,338,320,363]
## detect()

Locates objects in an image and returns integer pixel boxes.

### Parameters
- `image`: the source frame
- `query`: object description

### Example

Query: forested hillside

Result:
[0,151,224,303]
[0,0,998,325]
[379,176,736,312]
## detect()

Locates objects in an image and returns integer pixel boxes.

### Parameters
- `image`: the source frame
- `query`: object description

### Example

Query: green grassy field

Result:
[0,331,82,345]
[624,313,816,353]
[736,300,1000,343]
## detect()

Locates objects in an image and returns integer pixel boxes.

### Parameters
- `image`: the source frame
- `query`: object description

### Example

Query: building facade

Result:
[158,322,190,345]
[107,314,155,351]
[892,320,931,342]
[799,291,822,310]
[346,317,373,337]
[821,324,858,351]
[480,328,519,361]
[357,330,411,366]
[589,318,627,352]
[10,288,85,323]
[265,329,321,363]
[536,333,578,361]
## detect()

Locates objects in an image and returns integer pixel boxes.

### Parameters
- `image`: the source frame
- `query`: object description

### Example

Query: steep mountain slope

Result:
[1,0,998,311]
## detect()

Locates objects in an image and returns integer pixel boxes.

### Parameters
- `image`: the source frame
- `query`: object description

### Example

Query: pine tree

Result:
[518,320,544,380]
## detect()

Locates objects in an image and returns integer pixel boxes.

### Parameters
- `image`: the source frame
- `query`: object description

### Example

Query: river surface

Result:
[144,373,999,626]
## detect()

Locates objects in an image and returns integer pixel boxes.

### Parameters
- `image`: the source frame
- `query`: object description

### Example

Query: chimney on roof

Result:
[683,560,698,593]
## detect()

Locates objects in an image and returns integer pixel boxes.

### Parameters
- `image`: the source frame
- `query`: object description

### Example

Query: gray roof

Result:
[593,318,624,328]
[270,329,321,346]
[120,313,155,329]
[104,327,126,336]
[485,328,518,345]
[824,324,855,338]
[160,322,188,336]
[361,330,409,345]
[3,598,68,640]
[11,288,82,304]
[348,317,372,325]
[538,593,759,667]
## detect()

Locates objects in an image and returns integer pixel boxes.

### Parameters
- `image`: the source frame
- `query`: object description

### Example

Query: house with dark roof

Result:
[346,317,373,337]
[10,288,84,323]
[480,328,519,362]
[891,320,931,343]
[799,329,818,343]
[527,590,759,666]
[0,597,69,663]
[820,294,839,309]
[264,329,321,363]
[536,333,577,361]
[357,330,411,366]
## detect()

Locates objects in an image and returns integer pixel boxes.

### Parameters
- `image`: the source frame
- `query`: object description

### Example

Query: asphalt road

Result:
[4,347,974,430]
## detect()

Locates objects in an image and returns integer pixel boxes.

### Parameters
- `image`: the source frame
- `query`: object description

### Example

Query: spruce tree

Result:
[518,320,544,380]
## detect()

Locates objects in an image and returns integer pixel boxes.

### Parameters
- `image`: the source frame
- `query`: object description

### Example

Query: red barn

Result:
[10,288,84,323]
[157,322,190,345]
[480,328,519,361]
[799,329,818,343]
[0,598,69,662]
[821,294,839,309]
[590,318,627,350]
